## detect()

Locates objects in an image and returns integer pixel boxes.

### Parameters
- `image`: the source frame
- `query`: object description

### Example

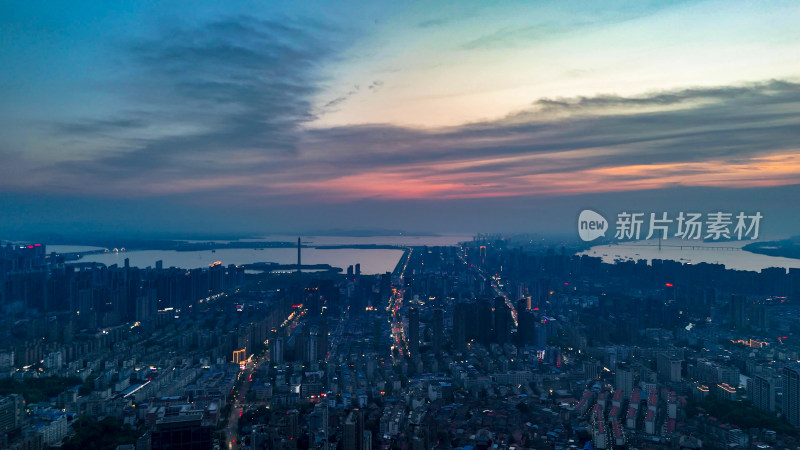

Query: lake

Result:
[182,234,473,247]
[68,234,472,274]
[76,247,404,274]
[576,240,800,272]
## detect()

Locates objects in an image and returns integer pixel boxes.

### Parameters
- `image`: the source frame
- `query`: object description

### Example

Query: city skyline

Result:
[4,4,800,447]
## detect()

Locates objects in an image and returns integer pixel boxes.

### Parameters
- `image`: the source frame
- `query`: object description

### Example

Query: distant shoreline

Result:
[26,240,414,255]
[743,239,800,260]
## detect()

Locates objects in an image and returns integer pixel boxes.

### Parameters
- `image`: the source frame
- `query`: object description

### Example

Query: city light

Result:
[1,2,797,447]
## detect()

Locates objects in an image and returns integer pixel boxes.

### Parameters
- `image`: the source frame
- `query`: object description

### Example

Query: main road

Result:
[457,248,518,327]
[226,358,259,449]
[388,248,412,361]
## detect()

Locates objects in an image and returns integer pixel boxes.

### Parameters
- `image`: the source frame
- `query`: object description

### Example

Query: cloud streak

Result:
[34,16,350,192]
[286,80,800,200]
[3,13,799,208]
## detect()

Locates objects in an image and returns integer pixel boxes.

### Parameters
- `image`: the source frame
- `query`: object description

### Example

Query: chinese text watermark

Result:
[578,210,762,242]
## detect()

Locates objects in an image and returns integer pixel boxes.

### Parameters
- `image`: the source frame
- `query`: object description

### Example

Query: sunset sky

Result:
[2,1,800,238]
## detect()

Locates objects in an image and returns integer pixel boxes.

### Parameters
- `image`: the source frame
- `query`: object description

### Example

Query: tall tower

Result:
[297,237,302,273]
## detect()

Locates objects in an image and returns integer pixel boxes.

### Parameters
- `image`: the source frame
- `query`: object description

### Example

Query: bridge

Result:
[616,243,742,251]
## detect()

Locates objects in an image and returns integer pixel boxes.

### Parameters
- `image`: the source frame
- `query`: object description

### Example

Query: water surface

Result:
[577,240,800,272]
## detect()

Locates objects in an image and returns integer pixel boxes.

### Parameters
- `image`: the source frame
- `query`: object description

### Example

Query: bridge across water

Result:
[616,243,742,251]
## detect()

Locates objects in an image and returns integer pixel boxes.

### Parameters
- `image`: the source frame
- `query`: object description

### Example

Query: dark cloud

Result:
[323,80,383,111]
[45,15,349,186]
[532,80,798,111]
[53,117,148,136]
[324,85,361,110]
[296,80,800,182]
[29,78,800,199]
[417,18,452,29]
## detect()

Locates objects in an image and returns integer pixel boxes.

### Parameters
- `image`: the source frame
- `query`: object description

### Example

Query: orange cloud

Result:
[283,150,800,200]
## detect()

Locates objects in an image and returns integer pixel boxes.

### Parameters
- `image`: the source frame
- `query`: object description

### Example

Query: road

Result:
[327,305,351,363]
[458,249,518,326]
[388,248,412,362]
[226,359,258,449]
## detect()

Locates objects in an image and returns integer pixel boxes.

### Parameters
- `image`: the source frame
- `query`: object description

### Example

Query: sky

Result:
[1,0,800,239]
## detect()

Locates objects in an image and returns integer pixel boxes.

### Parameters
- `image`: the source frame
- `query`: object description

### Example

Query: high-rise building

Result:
[752,375,775,413]
[408,307,420,358]
[294,329,307,362]
[536,322,548,348]
[730,294,747,329]
[715,383,737,401]
[516,304,536,347]
[232,348,247,364]
[657,353,682,383]
[343,409,365,450]
[310,403,329,440]
[150,415,212,450]
[783,366,800,426]
[753,303,769,330]
[494,296,510,345]
[453,302,469,354]
[615,364,634,395]
[285,409,299,439]
[363,430,372,450]
[0,394,24,434]
[584,360,602,381]
[432,309,443,356]
[306,331,318,362]
[317,320,329,360]
[270,336,284,364]
[476,299,493,345]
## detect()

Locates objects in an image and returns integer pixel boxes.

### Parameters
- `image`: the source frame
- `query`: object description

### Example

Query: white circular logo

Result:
[578,210,608,241]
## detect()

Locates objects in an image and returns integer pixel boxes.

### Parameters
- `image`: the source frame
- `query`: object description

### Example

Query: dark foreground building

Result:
[150,415,211,450]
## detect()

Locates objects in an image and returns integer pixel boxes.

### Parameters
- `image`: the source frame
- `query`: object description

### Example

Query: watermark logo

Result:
[578,209,608,242]
[578,210,762,242]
